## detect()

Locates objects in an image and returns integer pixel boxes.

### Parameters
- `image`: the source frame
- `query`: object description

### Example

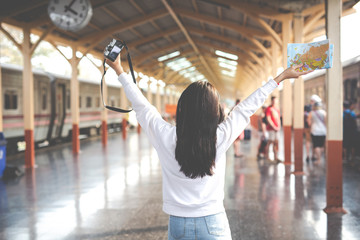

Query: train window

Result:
[4,90,18,110]
[351,79,357,102]
[42,87,47,110]
[344,79,357,102]
[66,90,70,109]
[344,79,350,101]
[79,96,82,108]
[96,97,100,108]
[86,96,92,108]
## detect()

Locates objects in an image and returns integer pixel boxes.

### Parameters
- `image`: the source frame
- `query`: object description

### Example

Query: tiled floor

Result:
[0,131,359,240]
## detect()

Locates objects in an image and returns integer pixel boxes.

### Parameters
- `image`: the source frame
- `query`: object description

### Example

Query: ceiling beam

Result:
[0,0,48,21]
[186,26,259,53]
[127,27,180,49]
[304,29,325,43]
[161,0,221,88]
[129,0,174,44]
[134,40,188,66]
[302,3,325,16]
[175,8,268,39]
[142,49,195,70]
[303,10,324,34]
[199,0,289,20]
[203,0,283,47]
[202,52,247,65]
[248,38,272,61]
[195,39,263,65]
[77,9,168,45]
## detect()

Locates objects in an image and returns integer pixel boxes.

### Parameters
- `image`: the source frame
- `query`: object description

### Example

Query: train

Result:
[1,63,142,155]
[303,55,360,111]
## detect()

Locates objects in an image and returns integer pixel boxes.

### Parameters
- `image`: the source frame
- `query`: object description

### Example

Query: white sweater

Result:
[118,73,278,217]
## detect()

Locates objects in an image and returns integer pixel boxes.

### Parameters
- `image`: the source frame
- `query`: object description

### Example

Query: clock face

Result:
[48,0,93,31]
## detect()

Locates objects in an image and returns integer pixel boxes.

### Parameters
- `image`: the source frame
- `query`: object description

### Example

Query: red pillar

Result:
[72,124,80,154]
[283,126,292,165]
[24,130,35,168]
[122,119,127,139]
[102,121,108,146]
[324,140,346,213]
[137,124,141,134]
[293,128,304,175]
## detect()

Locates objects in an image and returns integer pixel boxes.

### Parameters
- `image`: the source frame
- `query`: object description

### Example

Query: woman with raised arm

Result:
[106,55,311,240]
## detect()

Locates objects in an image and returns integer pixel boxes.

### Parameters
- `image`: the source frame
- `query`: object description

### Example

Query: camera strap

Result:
[100,41,136,113]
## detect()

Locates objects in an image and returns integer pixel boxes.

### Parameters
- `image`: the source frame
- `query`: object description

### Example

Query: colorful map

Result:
[287,39,334,72]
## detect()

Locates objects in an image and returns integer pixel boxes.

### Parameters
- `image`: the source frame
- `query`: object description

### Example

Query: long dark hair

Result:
[175,81,225,179]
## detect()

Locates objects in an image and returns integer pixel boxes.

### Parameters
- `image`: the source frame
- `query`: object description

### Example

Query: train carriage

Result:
[1,63,134,154]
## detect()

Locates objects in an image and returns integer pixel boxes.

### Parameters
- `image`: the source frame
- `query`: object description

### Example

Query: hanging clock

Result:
[48,0,93,32]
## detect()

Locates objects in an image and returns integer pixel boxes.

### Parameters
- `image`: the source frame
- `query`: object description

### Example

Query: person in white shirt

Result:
[106,54,311,240]
[307,101,327,163]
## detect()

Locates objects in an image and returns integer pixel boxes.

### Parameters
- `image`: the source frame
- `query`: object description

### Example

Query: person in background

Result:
[257,106,268,159]
[310,94,322,106]
[304,104,312,163]
[343,100,357,162]
[309,94,322,161]
[106,53,311,240]
[265,96,281,163]
[232,99,244,158]
[308,102,326,164]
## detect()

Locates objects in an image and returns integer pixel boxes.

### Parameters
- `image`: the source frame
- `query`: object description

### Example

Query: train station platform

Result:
[1,131,360,240]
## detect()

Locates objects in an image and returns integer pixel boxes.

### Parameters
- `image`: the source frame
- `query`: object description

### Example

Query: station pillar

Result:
[169,89,174,105]
[293,12,305,175]
[147,81,153,105]
[156,82,161,112]
[70,48,80,154]
[22,28,35,168]
[120,87,127,139]
[101,72,108,146]
[281,17,293,165]
[324,0,346,214]
[271,43,280,102]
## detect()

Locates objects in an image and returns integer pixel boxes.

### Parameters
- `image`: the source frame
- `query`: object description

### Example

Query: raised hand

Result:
[105,53,124,76]
[274,64,313,84]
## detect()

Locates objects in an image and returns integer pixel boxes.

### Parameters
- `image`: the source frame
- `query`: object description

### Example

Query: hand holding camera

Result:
[104,39,125,75]
[101,39,137,113]
[105,53,124,76]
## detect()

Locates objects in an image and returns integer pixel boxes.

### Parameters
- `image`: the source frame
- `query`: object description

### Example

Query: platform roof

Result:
[0,0,358,98]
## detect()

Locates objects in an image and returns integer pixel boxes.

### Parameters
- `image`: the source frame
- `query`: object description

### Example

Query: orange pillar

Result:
[70,48,80,154]
[292,12,305,175]
[281,17,293,165]
[22,28,35,167]
[324,0,346,214]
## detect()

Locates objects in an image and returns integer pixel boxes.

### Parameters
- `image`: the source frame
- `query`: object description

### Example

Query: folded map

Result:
[287,39,334,72]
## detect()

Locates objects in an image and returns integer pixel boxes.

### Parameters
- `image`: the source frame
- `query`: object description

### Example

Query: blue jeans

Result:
[168,212,232,240]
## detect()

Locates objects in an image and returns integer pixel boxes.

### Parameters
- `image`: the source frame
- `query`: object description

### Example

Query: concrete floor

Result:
[0,131,359,240]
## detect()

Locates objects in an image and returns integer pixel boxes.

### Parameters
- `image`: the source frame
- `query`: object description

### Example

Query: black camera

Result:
[104,39,124,62]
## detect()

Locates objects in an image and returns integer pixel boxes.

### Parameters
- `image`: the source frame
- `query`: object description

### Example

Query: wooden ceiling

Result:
[0,0,358,98]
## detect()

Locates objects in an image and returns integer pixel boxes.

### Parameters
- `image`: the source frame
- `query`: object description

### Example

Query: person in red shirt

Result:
[265,96,281,163]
